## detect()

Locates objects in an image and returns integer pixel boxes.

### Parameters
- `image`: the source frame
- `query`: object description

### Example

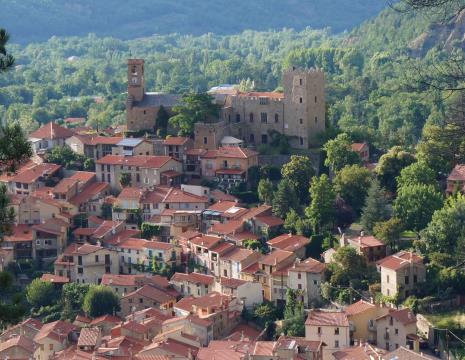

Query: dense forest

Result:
[1,6,458,152]
[0,0,386,44]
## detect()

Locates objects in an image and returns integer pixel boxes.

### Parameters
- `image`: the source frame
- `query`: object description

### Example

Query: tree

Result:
[281,155,315,202]
[169,93,220,136]
[360,179,389,232]
[334,165,372,214]
[45,146,92,171]
[393,184,443,234]
[258,179,274,205]
[284,209,300,234]
[0,183,15,240]
[253,302,278,328]
[306,175,336,233]
[243,239,265,253]
[396,161,437,190]
[375,146,416,193]
[119,173,131,188]
[283,289,305,337]
[83,285,120,317]
[0,271,13,290]
[421,194,465,259]
[26,279,57,308]
[323,133,361,173]
[0,29,15,72]
[141,223,161,239]
[373,218,404,250]
[62,282,90,311]
[155,105,169,138]
[272,179,299,219]
[0,123,32,173]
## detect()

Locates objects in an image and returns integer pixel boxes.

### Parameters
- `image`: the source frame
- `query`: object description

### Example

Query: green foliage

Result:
[281,155,315,203]
[0,271,13,289]
[100,203,112,220]
[141,223,162,239]
[323,133,361,173]
[156,105,169,137]
[0,123,32,173]
[243,239,266,254]
[0,183,15,241]
[253,302,278,328]
[258,179,274,205]
[62,282,89,312]
[373,218,404,250]
[272,179,299,219]
[169,93,219,136]
[119,173,131,188]
[306,175,336,233]
[360,179,389,232]
[396,161,437,190]
[376,147,416,193]
[393,184,443,234]
[83,285,120,318]
[0,29,15,72]
[26,278,58,308]
[46,146,93,171]
[334,165,372,214]
[282,289,305,337]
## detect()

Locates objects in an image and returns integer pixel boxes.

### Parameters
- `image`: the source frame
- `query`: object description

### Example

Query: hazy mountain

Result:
[0,0,386,44]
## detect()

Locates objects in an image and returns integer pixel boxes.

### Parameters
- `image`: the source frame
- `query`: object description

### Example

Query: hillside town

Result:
[0,54,464,360]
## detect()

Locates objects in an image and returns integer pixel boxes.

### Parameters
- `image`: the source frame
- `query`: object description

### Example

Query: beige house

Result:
[170,272,215,297]
[305,310,350,359]
[96,155,183,191]
[120,284,177,317]
[33,320,77,360]
[447,164,465,194]
[345,300,389,343]
[32,218,69,262]
[54,243,119,284]
[162,136,194,162]
[219,247,259,279]
[213,277,263,309]
[287,257,325,307]
[28,122,75,154]
[0,335,34,359]
[65,134,122,161]
[342,233,387,264]
[376,308,418,352]
[111,138,154,157]
[377,251,426,300]
[267,234,310,259]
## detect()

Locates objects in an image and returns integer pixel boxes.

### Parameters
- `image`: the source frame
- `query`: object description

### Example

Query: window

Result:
[204,137,208,145]
[414,275,418,283]
[143,110,146,115]
[386,275,389,283]
[260,112,267,123]
[100,164,104,171]
[395,344,399,349]
[274,113,279,123]
[313,280,318,285]
[95,255,99,263]
[405,275,409,284]
[389,317,393,326]
[298,284,302,290]
[107,165,110,172]
[49,344,54,351]
[259,97,269,105]
[395,328,399,335]
[335,340,339,348]
[317,327,322,335]
[261,134,268,144]
[297,273,301,280]
[335,328,340,335]
[107,174,111,183]
[105,266,110,273]
[236,114,241,123]
[249,134,255,143]
[78,256,82,265]
[315,116,318,124]
[224,269,227,277]
[299,118,303,125]
[249,113,254,122]
[300,137,304,146]
[299,78,303,85]
[78,268,83,274]
[315,96,318,103]
[136,173,140,182]
[299,97,303,103]
[139,298,143,304]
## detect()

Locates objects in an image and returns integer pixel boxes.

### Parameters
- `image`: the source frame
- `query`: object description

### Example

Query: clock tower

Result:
[127,59,145,102]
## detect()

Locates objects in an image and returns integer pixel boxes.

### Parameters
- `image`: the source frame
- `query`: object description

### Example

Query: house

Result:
[163,136,194,162]
[446,164,465,194]
[382,346,436,360]
[32,218,69,262]
[275,336,325,360]
[0,318,43,342]
[120,284,177,317]
[0,336,34,359]
[333,343,386,360]
[200,146,259,185]
[376,308,418,352]
[2,224,33,260]
[342,233,387,264]
[219,247,260,279]
[77,327,101,352]
[28,122,75,154]
[189,234,223,270]
[287,257,326,307]
[377,251,426,300]
[89,315,121,336]
[68,181,110,217]
[96,155,183,191]
[112,138,154,157]
[214,277,263,308]
[305,310,350,359]
[207,241,236,276]
[33,320,77,360]
[345,300,389,344]
[135,338,198,359]
[201,200,244,232]
[65,134,122,161]
[170,272,215,297]
[351,142,370,162]
[267,233,310,259]
[185,148,207,177]
[54,243,119,284]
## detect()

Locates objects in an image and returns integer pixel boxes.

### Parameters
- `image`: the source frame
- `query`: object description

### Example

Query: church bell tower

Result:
[127,59,145,102]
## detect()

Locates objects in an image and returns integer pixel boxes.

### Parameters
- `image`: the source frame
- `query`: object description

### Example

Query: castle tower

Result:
[282,67,325,148]
[127,59,145,102]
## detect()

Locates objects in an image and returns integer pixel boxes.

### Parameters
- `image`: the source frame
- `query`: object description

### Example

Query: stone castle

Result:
[126,59,326,149]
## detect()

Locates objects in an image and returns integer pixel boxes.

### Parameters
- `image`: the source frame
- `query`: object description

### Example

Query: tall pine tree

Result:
[360,179,389,232]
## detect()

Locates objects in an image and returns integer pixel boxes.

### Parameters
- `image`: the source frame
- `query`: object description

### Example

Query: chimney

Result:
[360,230,365,237]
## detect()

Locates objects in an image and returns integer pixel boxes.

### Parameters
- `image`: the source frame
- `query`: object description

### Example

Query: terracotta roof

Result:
[383,346,436,360]
[305,310,349,327]
[186,148,208,156]
[69,171,96,184]
[344,300,376,316]
[176,230,201,241]
[210,241,235,255]
[64,117,86,124]
[41,273,70,284]
[122,320,148,334]
[216,168,245,175]
[29,121,74,140]
[253,341,276,356]
[90,314,121,326]
[210,189,239,202]
[201,146,258,159]
[0,335,34,354]
[190,235,222,249]
[163,137,190,146]
[69,182,109,206]
[10,162,61,184]
[348,235,385,248]
[226,323,261,342]
[207,200,238,212]
[275,336,324,353]
[260,249,294,266]
[34,320,76,342]
[124,285,175,304]
[73,243,105,255]
[162,188,208,204]
[175,292,231,311]
[138,338,199,359]
[101,274,140,287]
[3,224,33,242]
[171,272,214,286]
[448,164,465,181]
[103,229,141,246]
[221,247,256,262]
[241,262,260,274]
[351,142,367,152]
[241,205,272,221]
[72,134,122,146]
[219,277,247,288]
[377,251,423,271]
[267,234,310,252]
[96,155,176,168]
[77,327,100,347]
[53,178,78,193]
[376,308,416,326]
[289,257,325,274]
[228,231,259,243]
[33,218,69,235]
[75,314,92,324]
[333,344,384,360]
[238,91,284,99]
[118,187,147,200]
[209,220,243,235]
[255,215,284,227]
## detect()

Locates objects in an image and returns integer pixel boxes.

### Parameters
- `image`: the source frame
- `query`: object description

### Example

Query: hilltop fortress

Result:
[126,59,325,149]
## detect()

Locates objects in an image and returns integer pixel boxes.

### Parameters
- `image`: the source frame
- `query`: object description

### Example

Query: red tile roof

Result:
[348,235,385,248]
[221,247,256,262]
[448,164,465,181]
[344,300,376,316]
[351,142,367,152]
[171,272,214,286]
[96,155,175,168]
[201,146,258,159]
[209,220,243,235]
[53,178,78,193]
[210,189,239,202]
[219,277,247,289]
[117,186,146,200]
[207,200,238,212]
[305,310,349,327]
[267,234,310,252]
[77,327,100,347]
[376,308,416,326]
[162,188,208,204]
[10,162,61,184]
[190,235,222,249]
[41,273,70,284]
[255,215,284,227]
[0,335,34,354]
[260,249,294,266]
[289,257,326,274]
[29,121,74,140]
[3,224,33,242]
[163,137,190,146]
[72,134,122,146]
[275,336,324,353]
[253,341,276,356]
[122,320,148,334]
[124,285,175,304]
[377,251,423,271]
[238,91,284,99]
[333,345,383,360]
[69,182,109,206]
[69,171,96,184]
[210,241,235,255]
[90,314,121,326]
[73,243,105,255]
[33,218,69,236]
[34,320,76,342]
